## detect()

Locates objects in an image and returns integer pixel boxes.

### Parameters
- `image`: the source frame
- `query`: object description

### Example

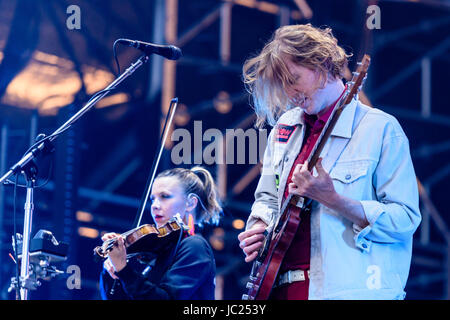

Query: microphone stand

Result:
[0,54,150,300]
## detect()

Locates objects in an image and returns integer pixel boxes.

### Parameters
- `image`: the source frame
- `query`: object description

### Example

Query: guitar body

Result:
[242,55,371,300]
[245,204,304,300]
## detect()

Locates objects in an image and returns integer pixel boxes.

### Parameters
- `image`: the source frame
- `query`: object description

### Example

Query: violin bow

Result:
[132,97,179,227]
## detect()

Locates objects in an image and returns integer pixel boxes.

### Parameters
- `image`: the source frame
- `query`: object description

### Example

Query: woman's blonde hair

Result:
[243,24,352,128]
[156,167,222,225]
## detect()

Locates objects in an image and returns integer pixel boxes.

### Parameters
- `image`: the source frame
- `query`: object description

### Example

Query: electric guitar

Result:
[242,54,371,300]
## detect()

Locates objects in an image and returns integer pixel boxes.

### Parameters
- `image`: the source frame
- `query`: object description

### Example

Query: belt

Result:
[275,269,310,288]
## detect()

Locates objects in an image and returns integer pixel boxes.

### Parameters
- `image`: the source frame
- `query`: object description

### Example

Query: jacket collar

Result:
[330,98,358,139]
[277,98,358,139]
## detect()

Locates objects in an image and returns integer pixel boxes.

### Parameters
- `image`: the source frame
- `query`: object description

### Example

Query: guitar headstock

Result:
[342,54,371,105]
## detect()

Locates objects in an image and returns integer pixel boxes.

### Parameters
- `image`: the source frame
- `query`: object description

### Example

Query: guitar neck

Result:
[305,89,349,171]
[278,90,349,216]
[305,55,371,172]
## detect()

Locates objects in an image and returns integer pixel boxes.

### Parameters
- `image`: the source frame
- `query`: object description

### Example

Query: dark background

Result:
[0,0,449,300]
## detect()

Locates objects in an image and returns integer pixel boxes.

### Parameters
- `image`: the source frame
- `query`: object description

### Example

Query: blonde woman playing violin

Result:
[99,167,222,300]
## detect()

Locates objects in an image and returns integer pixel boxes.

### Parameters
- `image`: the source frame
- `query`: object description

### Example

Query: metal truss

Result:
[1,0,448,299]
[366,9,450,299]
[158,0,450,299]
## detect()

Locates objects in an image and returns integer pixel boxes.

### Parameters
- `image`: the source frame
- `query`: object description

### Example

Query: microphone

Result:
[117,39,182,60]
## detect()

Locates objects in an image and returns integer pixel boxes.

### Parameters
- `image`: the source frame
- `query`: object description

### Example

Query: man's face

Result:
[283,56,328,115]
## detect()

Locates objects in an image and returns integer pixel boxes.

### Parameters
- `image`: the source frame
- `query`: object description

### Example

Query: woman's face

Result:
[150,176,187,227]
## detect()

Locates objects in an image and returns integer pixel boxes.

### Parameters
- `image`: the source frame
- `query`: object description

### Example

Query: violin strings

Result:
[102,225,139,252]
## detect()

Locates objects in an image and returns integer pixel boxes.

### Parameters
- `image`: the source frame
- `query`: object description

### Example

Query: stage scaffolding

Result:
[0,0,449,299]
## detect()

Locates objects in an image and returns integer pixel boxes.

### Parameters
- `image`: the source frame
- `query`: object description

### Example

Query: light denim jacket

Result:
[246,98,421,300]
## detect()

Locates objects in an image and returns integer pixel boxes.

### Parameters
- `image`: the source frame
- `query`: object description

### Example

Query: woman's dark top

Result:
[99,234,216,300]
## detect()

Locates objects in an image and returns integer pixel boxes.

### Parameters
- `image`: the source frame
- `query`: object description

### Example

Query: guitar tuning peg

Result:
[352,72,360,77]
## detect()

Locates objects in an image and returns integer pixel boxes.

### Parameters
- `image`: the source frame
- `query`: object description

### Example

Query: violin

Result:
[94,99,182,263]
[93,214,188,262]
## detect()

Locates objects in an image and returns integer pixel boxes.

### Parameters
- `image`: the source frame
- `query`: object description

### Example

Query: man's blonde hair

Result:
[243,24,352,127]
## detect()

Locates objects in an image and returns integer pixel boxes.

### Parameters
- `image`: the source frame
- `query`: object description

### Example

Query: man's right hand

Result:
[237,220,268,263]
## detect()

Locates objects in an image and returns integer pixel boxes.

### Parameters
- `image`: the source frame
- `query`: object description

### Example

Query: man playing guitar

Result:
[238,24,421,300]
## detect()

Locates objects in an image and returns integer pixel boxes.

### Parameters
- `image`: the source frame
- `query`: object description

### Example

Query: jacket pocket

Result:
[330,162,368,184]
[329,161,372,199]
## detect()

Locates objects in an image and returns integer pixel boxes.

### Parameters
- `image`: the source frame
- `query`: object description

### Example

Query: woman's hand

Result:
[103,258,119,280]
[237,220,268,263]
[102,232,127,278]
